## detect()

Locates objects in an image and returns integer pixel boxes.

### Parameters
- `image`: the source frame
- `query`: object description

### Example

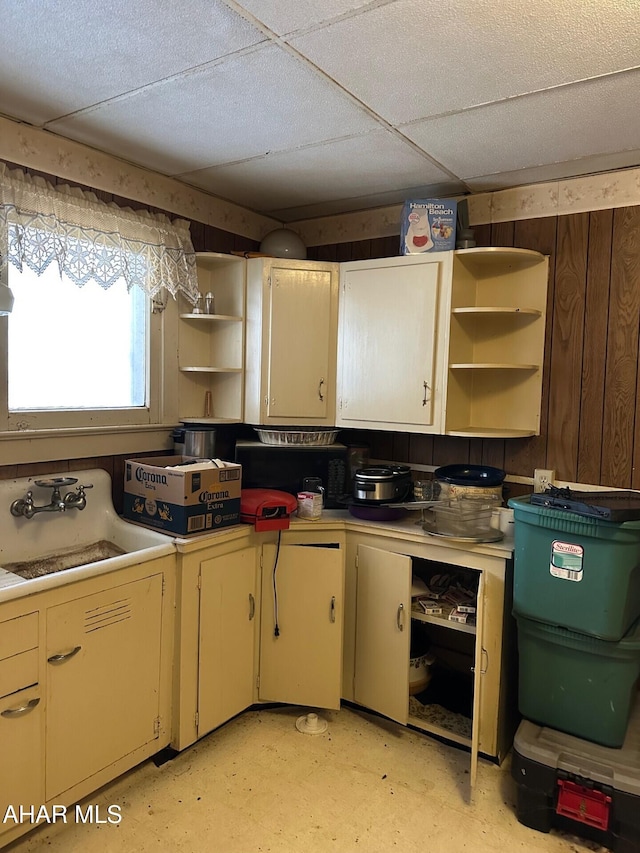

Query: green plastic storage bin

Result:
[516,614,640,747]
[509,496,640,640]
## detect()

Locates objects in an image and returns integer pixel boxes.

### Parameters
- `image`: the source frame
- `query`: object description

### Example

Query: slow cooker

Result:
[354,465,411,504]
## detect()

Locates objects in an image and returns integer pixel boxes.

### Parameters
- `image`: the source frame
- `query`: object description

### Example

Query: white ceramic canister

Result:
[297,491,323,520]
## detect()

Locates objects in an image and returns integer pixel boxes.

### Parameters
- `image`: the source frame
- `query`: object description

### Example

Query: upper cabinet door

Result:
[336,253,452,432]
[244,259,339,426]
[267,266,333,419]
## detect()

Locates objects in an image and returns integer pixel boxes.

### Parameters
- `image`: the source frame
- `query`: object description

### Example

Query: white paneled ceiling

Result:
[1,0,639,223]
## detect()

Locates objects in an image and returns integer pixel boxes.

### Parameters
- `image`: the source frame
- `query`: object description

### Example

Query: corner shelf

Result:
[452,306,542,317]
[449,363,539,370]
[178,253,246,423]
[454,246,544,273]
[179,313,243,322]
[446,426,538,438]
[179,367,243,373]
[444,247,549,436]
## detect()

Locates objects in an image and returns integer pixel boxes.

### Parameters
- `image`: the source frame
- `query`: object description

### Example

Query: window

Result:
[8,260,147,412]
[0,163,199,449]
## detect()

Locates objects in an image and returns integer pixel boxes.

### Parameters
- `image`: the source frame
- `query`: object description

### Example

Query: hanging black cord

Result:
[272,529,282,637]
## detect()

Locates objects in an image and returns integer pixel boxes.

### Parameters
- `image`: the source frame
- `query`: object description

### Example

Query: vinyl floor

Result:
[5,705,608,853]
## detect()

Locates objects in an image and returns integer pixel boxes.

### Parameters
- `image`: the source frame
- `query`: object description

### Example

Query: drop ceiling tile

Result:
[0,0,265,125]
[289,0,640,125]
[233,0,375,35]
[46,43,380,176]
[271,182,463,222]
[177,130,463,214]
[401,71,640,179]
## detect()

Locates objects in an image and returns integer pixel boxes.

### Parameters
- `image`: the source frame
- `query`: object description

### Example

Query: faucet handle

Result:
[76,483,94,493]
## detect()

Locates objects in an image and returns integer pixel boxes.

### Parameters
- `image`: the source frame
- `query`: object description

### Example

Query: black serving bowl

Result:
[434,464,506,488]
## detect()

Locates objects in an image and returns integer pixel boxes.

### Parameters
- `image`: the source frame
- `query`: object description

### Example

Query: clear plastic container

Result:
[429,495,500,536]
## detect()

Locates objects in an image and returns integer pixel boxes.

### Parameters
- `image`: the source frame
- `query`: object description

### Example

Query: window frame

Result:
[0,265,181,464]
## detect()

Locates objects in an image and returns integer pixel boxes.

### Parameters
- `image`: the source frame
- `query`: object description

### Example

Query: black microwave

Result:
[234,441,348,508]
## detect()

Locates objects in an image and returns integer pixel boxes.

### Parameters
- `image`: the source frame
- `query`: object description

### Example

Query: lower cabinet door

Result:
[0,686,43,821]
[45,574,164,800]
[259,543,343,710]
[354,545,411,724]
[198,546,257,736]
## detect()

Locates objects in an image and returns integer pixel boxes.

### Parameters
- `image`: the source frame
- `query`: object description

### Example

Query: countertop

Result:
[0,508,513,605]
[174,508,514,558]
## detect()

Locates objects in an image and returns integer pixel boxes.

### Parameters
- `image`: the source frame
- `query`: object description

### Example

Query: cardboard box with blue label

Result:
[400,198,457,254]
[123,456,242,536]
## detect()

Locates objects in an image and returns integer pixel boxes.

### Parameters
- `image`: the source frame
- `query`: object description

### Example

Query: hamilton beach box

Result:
[123,456,241,536]
[400,198,457,254]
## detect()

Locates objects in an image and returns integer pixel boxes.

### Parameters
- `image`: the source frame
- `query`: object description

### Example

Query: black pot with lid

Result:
[353,465,411,504]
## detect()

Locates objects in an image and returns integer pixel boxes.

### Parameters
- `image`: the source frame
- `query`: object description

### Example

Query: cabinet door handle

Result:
[47,645,82,664]
[397,603,404,631]
[471,648,489,676]
[249,593,255,621]
[1,697,40,718]
[422,381,430,406]
[330,595,336,623]
[481,647,488,675]
[318,378,325,401]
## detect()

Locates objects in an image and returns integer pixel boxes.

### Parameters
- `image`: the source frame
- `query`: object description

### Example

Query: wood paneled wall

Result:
[308,206,640,490]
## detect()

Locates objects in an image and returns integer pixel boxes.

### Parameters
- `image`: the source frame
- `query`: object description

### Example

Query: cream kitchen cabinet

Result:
[0,685,43,814]
[337,248,548,437]
[173,528,344,752]
[45,572,165,800]
[336,253,452,432]
[0,612,42,820]
[178,252,246,423]
[353,544,485,784]
[0,557,174,849]
[244,258,339,426]
[342,524,517,783]
[258,540,344,709]
[172,533,259,751]
[197,545,258,737]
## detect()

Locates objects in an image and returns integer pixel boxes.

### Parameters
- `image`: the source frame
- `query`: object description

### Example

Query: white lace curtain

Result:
[0,163,200,305]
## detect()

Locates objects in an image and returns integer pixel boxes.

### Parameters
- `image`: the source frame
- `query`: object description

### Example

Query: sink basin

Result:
[0,468,175,594]
[4,540,127,579]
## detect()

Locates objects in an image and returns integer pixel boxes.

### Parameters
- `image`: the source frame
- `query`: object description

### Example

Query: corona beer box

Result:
[400,198,457,254]
[123,456,241,536]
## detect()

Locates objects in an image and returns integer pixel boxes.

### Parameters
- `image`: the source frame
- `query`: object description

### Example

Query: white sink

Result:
[0,468,175,595]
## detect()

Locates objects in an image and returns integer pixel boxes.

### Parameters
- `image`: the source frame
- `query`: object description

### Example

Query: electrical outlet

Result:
[533,468,555,493]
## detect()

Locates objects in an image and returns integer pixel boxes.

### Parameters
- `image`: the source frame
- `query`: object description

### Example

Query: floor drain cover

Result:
[295,712,328,735]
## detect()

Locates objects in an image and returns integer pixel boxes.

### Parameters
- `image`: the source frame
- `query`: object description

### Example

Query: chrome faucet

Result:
[10,477,93,519]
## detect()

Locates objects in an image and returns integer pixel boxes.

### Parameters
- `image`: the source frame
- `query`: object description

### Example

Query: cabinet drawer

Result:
[0,612,38,659]
[0,648,39,698]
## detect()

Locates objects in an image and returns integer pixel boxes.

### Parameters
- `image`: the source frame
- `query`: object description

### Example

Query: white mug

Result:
[491,507,514,535]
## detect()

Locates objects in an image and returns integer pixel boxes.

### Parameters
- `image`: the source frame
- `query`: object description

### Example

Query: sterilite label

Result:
[550,540,584,582]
